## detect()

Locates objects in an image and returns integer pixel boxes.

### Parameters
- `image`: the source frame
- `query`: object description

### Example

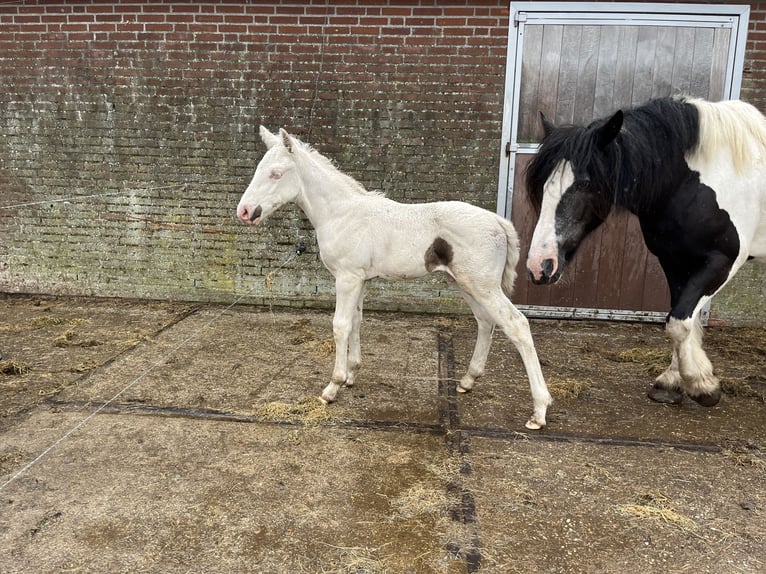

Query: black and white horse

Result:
[525,96,766,407]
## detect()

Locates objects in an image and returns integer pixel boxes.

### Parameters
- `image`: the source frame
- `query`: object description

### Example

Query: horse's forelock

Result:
[525,126,587,212]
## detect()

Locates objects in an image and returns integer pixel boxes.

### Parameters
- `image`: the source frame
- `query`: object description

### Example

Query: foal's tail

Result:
[498,216,520,298]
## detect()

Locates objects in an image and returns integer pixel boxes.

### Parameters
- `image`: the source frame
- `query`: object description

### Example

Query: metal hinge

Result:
[505,141,518,156]
[514,12,527,27]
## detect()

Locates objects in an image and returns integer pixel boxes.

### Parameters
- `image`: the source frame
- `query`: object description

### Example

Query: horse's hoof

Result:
[456,385,469,394]
[689,389,721,407]
[648,383,683,404]
[525,418,545,430]
[318,395,333,405]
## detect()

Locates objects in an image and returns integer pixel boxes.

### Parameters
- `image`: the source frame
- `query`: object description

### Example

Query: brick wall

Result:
[0,0,509,313]
[1,1,765,322]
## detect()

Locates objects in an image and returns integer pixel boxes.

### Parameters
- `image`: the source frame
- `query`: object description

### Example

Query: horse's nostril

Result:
[249,205,263,223]
[541,258,555,278]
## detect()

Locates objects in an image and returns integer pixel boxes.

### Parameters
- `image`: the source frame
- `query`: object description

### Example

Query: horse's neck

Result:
[294,164,368,230]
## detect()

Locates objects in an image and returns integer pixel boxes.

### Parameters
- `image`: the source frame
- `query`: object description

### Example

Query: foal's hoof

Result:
[525,418,545,430]
[648,383,683,404]
[689,389,721,407]
[318,394,334,405]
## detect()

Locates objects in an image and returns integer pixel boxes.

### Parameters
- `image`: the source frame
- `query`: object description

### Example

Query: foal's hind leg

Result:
[457,292,496,392]
[469,290,552,429]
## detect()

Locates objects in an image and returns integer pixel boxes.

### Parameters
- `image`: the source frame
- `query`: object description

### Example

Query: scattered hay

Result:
[604,347,670,376]
[53,330,103,348]
[312,338,335,359]
[53,330,76,347]
[721,376,766,402]
[0,449,27,474]
[433,316,458,329]
[388,483,446,520]
[286,318,335,359]
[722,447,766,470]
[547,377,592,400]
[253,396,333,426]
[707,326,766,361]
[0,360,31,376]
[70,360,99,374]
[31,316,68,328]
[616,492,698,533]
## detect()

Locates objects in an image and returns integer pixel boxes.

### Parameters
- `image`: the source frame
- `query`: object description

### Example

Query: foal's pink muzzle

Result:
[237,204,262,225]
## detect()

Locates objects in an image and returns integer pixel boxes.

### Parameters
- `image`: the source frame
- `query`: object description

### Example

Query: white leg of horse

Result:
[666,316,721,406]
[457,292,495,392]
[470,290,552,429]
[345,285,366,388]
[649,349,683,404]
[321,275,365,404]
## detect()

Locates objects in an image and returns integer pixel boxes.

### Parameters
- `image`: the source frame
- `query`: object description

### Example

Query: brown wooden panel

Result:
[709,27,731,100]
[573,26,600,126]
[613,26,639,108]
[518,23,544,143]
[652,27,677,98]
[618,215,650,310]
[671,27,695,94]
[690,27,714,96]
[633,26,659,105]
[642,248,671,312]
[596,211,629,309]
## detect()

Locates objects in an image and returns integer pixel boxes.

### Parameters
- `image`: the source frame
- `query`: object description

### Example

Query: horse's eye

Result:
[573,180,590,191]
[270,169,283,180]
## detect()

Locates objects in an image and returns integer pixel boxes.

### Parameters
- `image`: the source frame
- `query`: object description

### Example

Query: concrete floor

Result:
[0,297,764,573]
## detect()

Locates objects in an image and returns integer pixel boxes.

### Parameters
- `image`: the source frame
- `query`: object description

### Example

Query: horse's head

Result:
[525,110,623,284]
[237,126,302,225]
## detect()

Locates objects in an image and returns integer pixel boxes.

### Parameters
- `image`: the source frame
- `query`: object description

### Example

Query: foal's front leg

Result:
[320,275,365,403]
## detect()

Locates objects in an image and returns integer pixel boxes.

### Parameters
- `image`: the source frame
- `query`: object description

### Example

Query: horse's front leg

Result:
[650,255,733,406]
[665,315,720,406]
[345,285,366,389]
[320,275,365,404]
[649,349,683,404]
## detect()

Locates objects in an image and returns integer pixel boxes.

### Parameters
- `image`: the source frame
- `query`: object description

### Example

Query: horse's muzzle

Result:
[528,258,560,285]
[238,204,263,225]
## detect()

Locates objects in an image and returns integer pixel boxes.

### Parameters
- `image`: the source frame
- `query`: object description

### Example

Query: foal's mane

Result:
[290,134,383,197]
[526,97,701,216]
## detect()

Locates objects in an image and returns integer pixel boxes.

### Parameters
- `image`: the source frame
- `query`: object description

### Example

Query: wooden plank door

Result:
[499,3,749,321]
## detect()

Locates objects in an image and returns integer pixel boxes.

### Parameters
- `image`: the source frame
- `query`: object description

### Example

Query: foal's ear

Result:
[540,112,555,138]
[259,125,281,149]
[595,110,623,148]
[279,128,294,153]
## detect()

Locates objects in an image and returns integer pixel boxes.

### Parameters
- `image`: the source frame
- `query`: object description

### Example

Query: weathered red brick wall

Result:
[0,1,765,318]
[743,2,766,109]
[0,1,509,310]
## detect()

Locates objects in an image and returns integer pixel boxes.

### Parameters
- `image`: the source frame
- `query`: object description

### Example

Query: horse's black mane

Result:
[525,97,701,217]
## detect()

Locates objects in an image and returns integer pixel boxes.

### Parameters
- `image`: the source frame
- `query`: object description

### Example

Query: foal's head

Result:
[525,111,623,284]
[237,126,302,225]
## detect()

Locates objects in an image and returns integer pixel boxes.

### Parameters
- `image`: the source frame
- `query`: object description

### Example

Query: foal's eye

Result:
[270,169,283,180]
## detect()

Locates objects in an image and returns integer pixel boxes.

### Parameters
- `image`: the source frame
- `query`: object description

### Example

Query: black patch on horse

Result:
[425,237,453,272]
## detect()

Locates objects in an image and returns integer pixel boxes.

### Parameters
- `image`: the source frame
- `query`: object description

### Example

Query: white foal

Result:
[237,127,552,429]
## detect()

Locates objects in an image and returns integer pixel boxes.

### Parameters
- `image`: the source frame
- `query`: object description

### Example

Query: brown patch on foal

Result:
[424,237,454,272]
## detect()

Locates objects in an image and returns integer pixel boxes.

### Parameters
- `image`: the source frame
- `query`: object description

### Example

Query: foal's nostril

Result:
[249,205,262,223]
